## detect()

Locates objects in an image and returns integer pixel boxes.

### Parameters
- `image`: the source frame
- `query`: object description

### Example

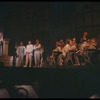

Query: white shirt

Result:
[62,44,71,57]
[70,45,77,50]
[25,44,34,56]
[81,41,89,51]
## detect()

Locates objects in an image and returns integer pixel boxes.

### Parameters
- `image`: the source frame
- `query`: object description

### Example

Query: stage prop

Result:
[0,38,13,66]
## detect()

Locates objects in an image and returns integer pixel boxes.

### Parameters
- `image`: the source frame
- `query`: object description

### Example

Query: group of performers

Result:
[0,31,100,67]
[16,40,42,68]
[48,32,100,66]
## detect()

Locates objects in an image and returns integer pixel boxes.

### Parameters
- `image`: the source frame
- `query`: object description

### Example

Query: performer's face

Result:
[84,32,87,36]
[56,41,59,45]
[28,41,31,45]
[36,40,39,44]
[73,38,76,42]
[60,40,63,43]
[20,42,23,46]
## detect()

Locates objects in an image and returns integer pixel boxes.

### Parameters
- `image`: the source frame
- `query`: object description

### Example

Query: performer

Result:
[70,37,80,65]
[70,37,77,50]
[77,38,89,65]
[62,38,71,57]
[59,39,65,49]
[24,41,34,67]
[78,38,83,50]
[33,40,41,68]
[17,42,25,67]
[57,38,70,66]
[0,32,3,56]
[54,41,62,52]
[83,32,88,41]
[40,46,44,67]
[88,38,97,49]
[54,41,62,65]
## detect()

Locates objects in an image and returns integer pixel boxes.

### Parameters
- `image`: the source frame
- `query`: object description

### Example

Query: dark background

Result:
[0,1,100,59]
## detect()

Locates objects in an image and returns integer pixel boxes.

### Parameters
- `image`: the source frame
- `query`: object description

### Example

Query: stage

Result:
[0,65,100,98]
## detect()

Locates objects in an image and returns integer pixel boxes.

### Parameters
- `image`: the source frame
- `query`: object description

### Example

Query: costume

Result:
[17,46,25,66]
[24,44,34,67]
[33,44,41,67]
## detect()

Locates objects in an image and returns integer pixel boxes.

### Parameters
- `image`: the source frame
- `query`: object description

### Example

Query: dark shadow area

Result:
[0,66,100,98]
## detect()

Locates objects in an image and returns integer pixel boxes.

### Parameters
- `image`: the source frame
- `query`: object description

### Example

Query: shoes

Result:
[24,65,27,67]
[34,66,37,68]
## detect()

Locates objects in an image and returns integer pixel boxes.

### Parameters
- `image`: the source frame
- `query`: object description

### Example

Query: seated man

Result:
[77,40,89,65]
[57,39,71,66]
[70,37,80,65]
[88,38,97,49]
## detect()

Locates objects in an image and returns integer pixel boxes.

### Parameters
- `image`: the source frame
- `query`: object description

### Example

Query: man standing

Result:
[17,42,25,67]
[24,41,34,67]
[83,32,88,41]
[33,40,41,68]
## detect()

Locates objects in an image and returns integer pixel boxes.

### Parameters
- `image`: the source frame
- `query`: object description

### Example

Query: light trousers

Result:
[18,53,24,66]
[25,54,32,67]
[34,51,40,66]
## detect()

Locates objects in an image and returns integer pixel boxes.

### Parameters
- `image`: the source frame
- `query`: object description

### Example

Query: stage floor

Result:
[0,65,100,98]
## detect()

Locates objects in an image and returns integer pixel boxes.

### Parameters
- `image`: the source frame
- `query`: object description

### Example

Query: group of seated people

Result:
[49,32,100,66]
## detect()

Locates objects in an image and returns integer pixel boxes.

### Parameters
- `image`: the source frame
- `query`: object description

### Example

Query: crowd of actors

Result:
[16,40,42,68]
[49,32,100,66]
[0,31,100,67]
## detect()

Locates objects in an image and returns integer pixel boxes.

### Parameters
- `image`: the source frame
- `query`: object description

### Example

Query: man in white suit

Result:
[24,41,34,67]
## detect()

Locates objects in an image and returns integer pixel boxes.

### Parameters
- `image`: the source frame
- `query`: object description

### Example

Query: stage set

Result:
[0,38,100,98]
[0,2,100,98]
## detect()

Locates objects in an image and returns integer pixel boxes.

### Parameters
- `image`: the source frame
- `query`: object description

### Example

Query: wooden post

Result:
[3,38,10,56]
[0,38,13,66]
